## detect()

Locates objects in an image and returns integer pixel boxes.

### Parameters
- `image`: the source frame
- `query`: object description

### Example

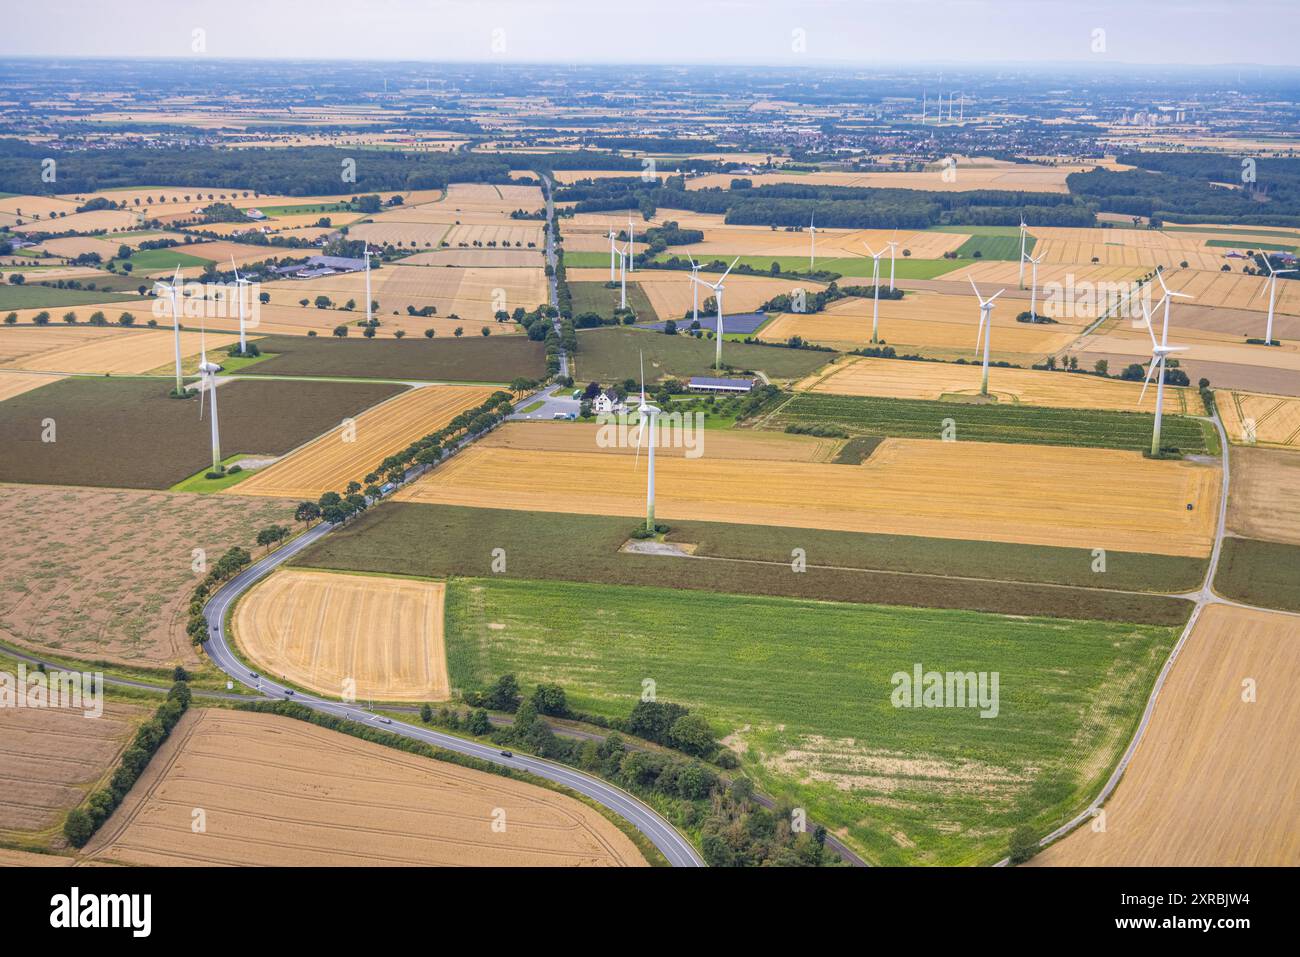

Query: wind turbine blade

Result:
[639,351,646,404]
[1138,357,1159,404]
[230,255,240,282]
[986,288,1006,303]
[633,415,643,470]
[1253,277,1269,302]
[719,256,740,281]
[967,276,984,302]
[975,314,985,351]
[1140,305,1159,349]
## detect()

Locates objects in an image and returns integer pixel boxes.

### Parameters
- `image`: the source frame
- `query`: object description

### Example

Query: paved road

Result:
[200,520,704,867]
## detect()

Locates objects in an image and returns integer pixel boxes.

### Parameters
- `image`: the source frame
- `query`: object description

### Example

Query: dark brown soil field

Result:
[0,377,406,489]
[295,502,1195,626]
[240,334,546,383]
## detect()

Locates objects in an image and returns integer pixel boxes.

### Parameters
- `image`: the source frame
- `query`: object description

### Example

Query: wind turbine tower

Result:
[1256,255,1295,344]
[230,257,252,355]
[968,277,1006,397]
[634,354,661,534]
[154,266,184,394]
[692,257,740,369]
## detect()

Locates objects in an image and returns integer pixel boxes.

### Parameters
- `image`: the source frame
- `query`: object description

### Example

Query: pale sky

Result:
[3,0,1298,67]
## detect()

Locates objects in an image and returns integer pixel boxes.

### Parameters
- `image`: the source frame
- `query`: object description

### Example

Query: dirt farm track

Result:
[82,709,647,867]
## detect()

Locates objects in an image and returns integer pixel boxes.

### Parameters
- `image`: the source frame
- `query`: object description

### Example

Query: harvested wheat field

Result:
[397,436,1219,556]
[0,372,63,402]
[685,160,1097,194]
[0,325,238,375]
[232,384,493,499]
[1034,604,1300,867]
[233,569,448,701]
[759,293,1083,362]
[83,709,646,866]
[796,355,1196,413]
[0,702,147,844]
[566,266,814,318]
[1225,447,1300,546]
[0,485,297,668]
[0,848,75,867]
[480,419,843,462]
[940,259,1147,291]
[1219,390,1300,449]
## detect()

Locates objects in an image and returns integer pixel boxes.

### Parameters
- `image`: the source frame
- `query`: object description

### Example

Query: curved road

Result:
[200,522,704,867]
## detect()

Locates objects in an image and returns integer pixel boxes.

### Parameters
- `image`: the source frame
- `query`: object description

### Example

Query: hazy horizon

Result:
[3,0,1298,69]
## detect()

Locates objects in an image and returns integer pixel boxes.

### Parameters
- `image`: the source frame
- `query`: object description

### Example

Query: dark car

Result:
[285,689,295,696]
[499,750,513,758]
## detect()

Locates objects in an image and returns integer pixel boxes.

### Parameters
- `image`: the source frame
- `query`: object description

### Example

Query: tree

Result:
[295,501,322,525]
[467,708,491,735]
[1008,825,1040,864]
[419,702,433,723]
[531,683,569,717]
[454,326,464,337]
[63,808,95,848]
[32,311,50,325]
[363,325,376,338]
[314,295,332,309]
[481,326,491,336]
[333,325,348,337]
[394,329,406,339]
[663,319,678,335]
[118,312,135,326]
[424,328,435,338]
[1093,358,1109,376]
[668,713,717,757]
[484,674,522,712]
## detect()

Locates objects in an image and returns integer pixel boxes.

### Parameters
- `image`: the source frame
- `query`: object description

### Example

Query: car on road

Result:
[250,671,259,679]
[499,750,513,758]
[377,717,392,724]
[284,689,295,696]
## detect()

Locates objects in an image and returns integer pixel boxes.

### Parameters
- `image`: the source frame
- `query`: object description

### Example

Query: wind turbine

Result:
[196,313,223,473]
[1017,216,1029,289]
[1255,255,1294,344]
[1153,268,1193,346]
[1026,250,1045,320]
[968,277,1006,397]
[618,241,630,310]
[633,353,660,534]
[886,237,898,291]
[692,257,740,369]
[230,256,251,354]
[809,214,817,271]
[864,243,887,342]
[626,213,636,272]
[1138,295,1187,457]
[153,266,184,394]
[363,247,373,330]
[608,227,618,282]
[687,253,702,328]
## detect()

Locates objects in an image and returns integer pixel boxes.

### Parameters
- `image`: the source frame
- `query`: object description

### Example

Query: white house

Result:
[591,389,626,414]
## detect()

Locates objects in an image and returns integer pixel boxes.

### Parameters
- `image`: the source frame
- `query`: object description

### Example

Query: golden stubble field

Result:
[684,159,1097,193]
[233,384,495,499]
[797,355,1197,413]
[233,569,448,702]
[0,703,147,846]
[396,431,1220,557]
[83,709,647,866]
[0,371,64,402]
[1033,604,1300,866]
[1219,390,1300,449]
[0,325,238,374]
[1225,446,1300,546]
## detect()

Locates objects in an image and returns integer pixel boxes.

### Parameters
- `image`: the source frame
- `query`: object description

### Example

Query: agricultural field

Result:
[0,325,239,375]
[0,485,297,668]
[395,430,1220,556]
[0,377,406,489]
[1226,447,1300,546]
[572,325,833,382]
[757,290,1085,364]
[232,569,448,702]
[0,702,148,850]
[796,355,1199,413]
[295,501,1198,624]
[0,284,143,311]
[1218,389,1300,448]
[82,708,646,867]
[683,159,1097,193]
[1214,537,1300,612]
[443,576,1179,864]
[0,371,62,401]
[568,280,660,322]
[238,333,545,382]
[768,392,1211,453]
[1034,605,1300,866]
[233,384,495,499]
[565,266,812,320]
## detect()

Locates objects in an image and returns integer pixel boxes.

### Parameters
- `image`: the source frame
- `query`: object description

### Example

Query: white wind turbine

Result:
[1017,216,1029,289]
[692,257,740,370]
[1138,294,1188,457]
[809,214,818,271]
[153,266,184,394]
[968,277,1006,397]
[1026,250,1045,320]
[363,247,373,330]
[864,243,887,342]
[687,253,702,328]
[886,237,898,291]
[196,313,223,473]
[230,256,252,354]
[1153,268,1193,349]
[618,240,630,310]
[626,213,636,272]
[1255,254,1295,345]
[608,227,618,282]
[633,353,660,534]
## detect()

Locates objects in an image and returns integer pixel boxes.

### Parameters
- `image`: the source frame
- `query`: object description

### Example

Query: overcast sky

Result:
[3,0,1297,67]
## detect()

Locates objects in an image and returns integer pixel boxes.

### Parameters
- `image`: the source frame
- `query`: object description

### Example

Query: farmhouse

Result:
[688,376,755,395]
[591,389,627,414]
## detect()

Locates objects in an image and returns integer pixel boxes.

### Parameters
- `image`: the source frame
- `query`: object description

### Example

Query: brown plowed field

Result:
[82,709,646,867]
[233,569,448,702]
[1033,604,1300,866]
[395,434,1219,557]
[1226,446,1300,546]
[796,355,1196,413]
[232,384,494,499]
[0,702,147,843]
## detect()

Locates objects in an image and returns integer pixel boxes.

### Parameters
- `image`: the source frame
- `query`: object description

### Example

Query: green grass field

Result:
[1213,537,1300,612]
[0,285,144,310]
[292,502,1196,624]
[769,392,1212,453]
[238,333,545,383]
[442,576,1179,865]
[568,280,660,322]
[952,234,1035,261]
[1204,238,1297,252]
[257,202,355,216]
[573,325,834,382]
[643,255,965,281]
[118,248,213,271]
[169,454,265,493]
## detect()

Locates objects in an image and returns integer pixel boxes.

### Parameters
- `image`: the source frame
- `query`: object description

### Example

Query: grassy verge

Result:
[768,392,1211,453]
[442,576,1179,865]
[169,453,266,493]
[291,502,1197,624]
